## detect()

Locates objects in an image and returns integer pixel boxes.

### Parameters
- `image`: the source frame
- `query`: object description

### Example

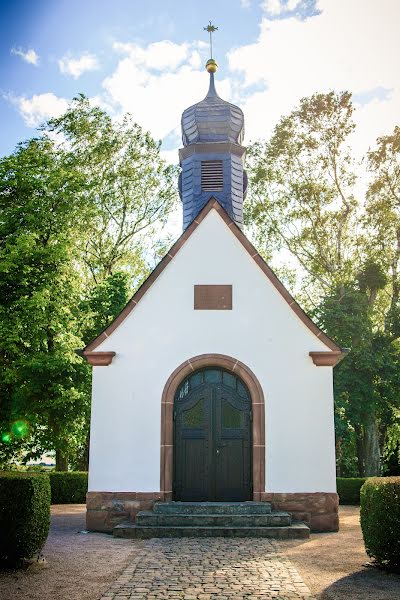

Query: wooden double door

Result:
[173,368,252,501]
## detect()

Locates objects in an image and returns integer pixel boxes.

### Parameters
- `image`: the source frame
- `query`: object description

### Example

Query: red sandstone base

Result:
[261,492,339,532]
[86,492,165,533]
[86,491,339,533]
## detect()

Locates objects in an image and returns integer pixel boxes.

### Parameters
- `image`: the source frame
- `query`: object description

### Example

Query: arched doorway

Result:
[160,354,265,502]
[173,367,252,501]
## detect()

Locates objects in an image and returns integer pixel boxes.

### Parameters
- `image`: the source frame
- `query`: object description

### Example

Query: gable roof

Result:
[83,198,344,357]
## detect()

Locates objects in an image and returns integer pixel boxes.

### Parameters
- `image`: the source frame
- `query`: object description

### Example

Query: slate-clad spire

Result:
[181,72,244,146]
[178,56,247,230]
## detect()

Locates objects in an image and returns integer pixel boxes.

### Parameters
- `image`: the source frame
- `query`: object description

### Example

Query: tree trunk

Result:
[354,424,365,476]
[55,448,69,471]
[77,433,90,471]
[363,411,381,476]
[335,439,342,477]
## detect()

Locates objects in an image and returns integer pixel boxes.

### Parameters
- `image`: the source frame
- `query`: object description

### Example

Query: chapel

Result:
[83,55,346,538]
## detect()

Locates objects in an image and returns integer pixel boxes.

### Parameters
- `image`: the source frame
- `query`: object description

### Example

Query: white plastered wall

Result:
[88,208,337,494]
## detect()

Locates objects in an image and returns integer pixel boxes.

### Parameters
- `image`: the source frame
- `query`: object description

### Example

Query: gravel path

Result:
[285,506,400,600]
[0,505,399,600]
[0,505,139,600]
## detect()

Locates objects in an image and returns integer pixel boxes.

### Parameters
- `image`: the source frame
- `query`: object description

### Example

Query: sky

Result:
[1,0,399,166]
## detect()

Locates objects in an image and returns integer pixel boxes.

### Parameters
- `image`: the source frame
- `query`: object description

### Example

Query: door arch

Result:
[174,367,252,501]
[161,354,265,501]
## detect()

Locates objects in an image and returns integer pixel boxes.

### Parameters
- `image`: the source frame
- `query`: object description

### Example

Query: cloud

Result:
[9,0,394,173]
[99,1,399,167]
[58,52,99,79]
[113,40,189,71]
[11,47,39,65]
[228,0,400,158]
[240,0,251,8]
[263,0,286,14]
[262,0,309,17]
[11,93,68,127]
[103,39,231,143]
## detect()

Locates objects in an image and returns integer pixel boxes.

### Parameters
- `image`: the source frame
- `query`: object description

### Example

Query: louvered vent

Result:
[201,160,224,192]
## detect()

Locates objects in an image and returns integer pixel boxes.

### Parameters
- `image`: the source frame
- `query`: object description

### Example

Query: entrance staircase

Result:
[113,501,310,539]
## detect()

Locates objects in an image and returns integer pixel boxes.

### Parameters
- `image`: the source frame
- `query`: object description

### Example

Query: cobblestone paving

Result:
[100,538,314,600]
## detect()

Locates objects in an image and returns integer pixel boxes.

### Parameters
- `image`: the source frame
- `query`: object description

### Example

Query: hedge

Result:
[49,471,88,504]
[337,477,367,505]
[360,477,400,572]
[0,472,51,564]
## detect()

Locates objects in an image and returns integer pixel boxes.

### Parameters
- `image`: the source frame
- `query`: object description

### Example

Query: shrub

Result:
[337,477,367,504]
[49,471,88,503]
[360,477,400,572]
[0,471,51,564]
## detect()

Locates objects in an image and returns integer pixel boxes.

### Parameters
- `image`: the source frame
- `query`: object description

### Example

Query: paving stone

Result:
[100,538,315,599]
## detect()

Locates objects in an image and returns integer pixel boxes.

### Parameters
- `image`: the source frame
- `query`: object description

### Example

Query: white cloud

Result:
[160,148,179,165]
[263,0,285,14]
[240,0,251,8]
[228,0,400,158]
[12,93,68,127]
[113,40,189,71]
[103,40,231,143]
[58,52,99,79]
[10,0,394,174]
[188,50,202,69]
[262,0,307,15]
[98,0,398,168]
[11,47,39,65]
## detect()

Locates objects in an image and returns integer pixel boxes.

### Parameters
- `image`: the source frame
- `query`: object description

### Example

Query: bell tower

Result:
[178,28,247,230]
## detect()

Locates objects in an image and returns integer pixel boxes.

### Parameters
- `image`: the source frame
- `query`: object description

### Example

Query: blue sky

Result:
[1,0,399,161]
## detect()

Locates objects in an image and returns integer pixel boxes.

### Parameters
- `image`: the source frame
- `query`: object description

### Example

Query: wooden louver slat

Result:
[201,160,224,191]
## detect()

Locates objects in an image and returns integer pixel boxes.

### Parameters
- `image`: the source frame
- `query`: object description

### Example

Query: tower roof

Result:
[181,71,244,146]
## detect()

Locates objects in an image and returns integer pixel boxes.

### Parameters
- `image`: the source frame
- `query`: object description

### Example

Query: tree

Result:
[0,96,179,470]
[315,278,399,476]
[246,91,359,302]
[46,95,178,285]
[0,137,90,469]
[246,92,400,476]
[366,126,400,340]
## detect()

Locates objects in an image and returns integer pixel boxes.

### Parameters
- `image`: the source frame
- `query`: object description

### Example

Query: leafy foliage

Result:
[246,94,400,476]
[49,471,88,503]
[246,92,358,298]
[0,471,51,564]
[337,477,367,505]
[0,96,178,470]
[360,477,400,572]
[47,95,178,283]
[0,137,90,468]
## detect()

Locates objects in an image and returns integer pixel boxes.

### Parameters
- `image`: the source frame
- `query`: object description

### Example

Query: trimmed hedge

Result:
[49,471,88,504]
[0,471,51,564]
[360,477,400,572]
[337,477,367,505]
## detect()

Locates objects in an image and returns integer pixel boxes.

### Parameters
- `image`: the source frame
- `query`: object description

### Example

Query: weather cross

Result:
[203,20,218,59]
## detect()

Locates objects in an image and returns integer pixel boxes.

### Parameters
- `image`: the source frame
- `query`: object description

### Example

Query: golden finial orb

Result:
[206,58,218,73]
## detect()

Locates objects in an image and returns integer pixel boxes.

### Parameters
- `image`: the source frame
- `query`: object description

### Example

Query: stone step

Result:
[153,501,272,515]
[136,511,291,528]
[113,522,310,539]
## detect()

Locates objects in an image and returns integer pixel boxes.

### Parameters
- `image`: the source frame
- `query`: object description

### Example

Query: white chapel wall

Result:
[88,209,337,494]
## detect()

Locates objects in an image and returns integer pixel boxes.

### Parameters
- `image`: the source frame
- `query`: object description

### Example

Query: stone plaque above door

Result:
[194,285,232,310]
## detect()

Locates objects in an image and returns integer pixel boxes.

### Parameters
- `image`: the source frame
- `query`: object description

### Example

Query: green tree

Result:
[366,126,400,340]
[315,280,399,476]
[0,137,90,470]
[246,91,359,302]
[246,92,400,476]
[0,96,179,470]
[46,95,178,285]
